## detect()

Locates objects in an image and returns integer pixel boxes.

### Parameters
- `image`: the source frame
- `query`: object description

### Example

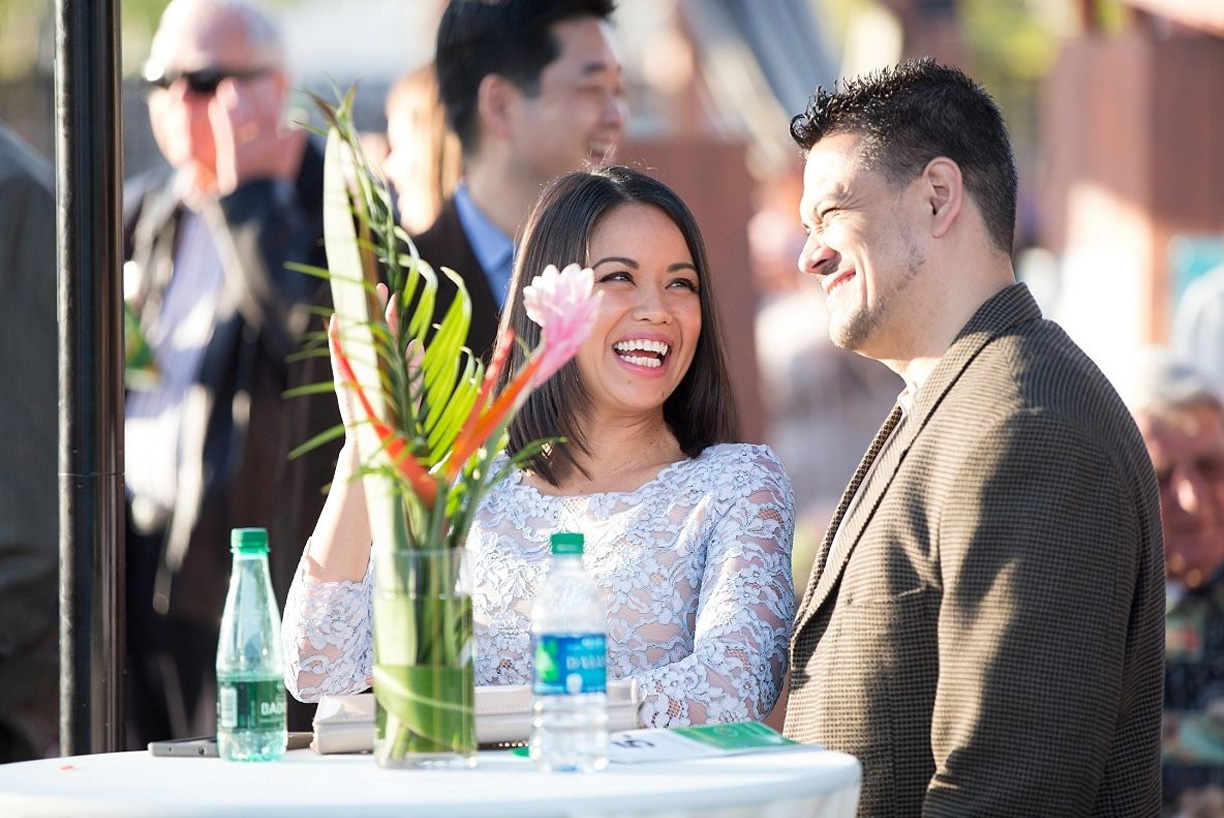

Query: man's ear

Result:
[923,157,962,239]
[475,73,517,142]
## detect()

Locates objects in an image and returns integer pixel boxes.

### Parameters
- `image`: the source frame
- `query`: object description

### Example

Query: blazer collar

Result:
[794,283,1042,630]
[906,282,1041,433]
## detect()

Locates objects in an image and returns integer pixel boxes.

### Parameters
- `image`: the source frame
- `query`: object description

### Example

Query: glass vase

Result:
[372,548,476,768]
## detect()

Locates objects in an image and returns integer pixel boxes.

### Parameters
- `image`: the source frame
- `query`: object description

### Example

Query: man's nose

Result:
[798,232,837,277]
[603,90,627,131]
[1174,467,1210,516]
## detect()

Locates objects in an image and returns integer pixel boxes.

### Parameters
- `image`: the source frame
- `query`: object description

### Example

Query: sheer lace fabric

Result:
[282,443,796,727]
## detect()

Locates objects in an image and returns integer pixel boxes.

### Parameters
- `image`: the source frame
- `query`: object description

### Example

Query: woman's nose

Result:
[632,287,671,323]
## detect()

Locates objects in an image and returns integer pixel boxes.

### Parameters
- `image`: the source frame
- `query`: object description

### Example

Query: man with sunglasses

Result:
[122,0,337,748]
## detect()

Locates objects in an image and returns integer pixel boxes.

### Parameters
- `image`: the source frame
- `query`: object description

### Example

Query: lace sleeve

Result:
[634,449,796,727]
[281,548,373,702]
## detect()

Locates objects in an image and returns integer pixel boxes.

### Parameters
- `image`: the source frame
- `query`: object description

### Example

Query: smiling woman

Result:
[582,205,701,411]
[501,165,735,490]
[283,165,797,729]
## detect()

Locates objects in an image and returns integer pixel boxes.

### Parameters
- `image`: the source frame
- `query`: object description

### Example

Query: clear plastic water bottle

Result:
[216,527,287,761]
[529,532,609,772]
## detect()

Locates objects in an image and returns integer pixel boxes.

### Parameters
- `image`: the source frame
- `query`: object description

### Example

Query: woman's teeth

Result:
[613,339,669,368]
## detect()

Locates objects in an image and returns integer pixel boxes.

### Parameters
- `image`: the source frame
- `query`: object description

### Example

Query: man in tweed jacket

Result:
[784,59,1164,816]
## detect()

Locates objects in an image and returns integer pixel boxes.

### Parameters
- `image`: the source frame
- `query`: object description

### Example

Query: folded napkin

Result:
[312,680,641,753]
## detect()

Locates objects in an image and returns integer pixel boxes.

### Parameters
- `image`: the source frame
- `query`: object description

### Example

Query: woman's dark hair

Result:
[496,165,738,486]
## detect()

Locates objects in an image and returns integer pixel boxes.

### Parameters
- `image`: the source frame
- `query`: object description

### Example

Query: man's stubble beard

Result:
[830,239,925,354]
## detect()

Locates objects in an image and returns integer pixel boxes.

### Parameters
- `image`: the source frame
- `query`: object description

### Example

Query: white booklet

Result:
[313,680,641,753]
[607,721,808,764]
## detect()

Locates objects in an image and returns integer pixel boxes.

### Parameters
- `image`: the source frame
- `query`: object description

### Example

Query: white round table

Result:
[0,747,860,818]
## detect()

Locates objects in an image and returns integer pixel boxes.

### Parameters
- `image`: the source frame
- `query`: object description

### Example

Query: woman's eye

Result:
[669,278,699,292]
[597,271,632,284]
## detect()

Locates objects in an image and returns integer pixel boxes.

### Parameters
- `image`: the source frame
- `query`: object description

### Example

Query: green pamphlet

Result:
[606,721,808,764]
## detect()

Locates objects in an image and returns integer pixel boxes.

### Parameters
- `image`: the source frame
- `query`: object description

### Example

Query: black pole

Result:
[54,0,124,755]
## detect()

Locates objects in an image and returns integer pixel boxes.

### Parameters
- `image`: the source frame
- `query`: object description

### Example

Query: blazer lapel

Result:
[794,404,902,625]
[800,406,909,627]
[793,283,1044,632]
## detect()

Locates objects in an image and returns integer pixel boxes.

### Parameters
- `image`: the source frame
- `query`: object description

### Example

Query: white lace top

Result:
[282,443,796,727]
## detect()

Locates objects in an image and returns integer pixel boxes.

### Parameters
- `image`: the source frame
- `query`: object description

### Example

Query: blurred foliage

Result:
[961,0,1060,82]
[0,0,49,80]
[817,0,1129,82]
[961,0,1124,83]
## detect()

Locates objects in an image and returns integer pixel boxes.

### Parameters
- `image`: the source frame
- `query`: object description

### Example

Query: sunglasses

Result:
[143,65,272,96]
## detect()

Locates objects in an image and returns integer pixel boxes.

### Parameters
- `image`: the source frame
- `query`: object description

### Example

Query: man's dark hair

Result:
[436,0,617,155]
[790,58,1018,253]
[496,165,739,487]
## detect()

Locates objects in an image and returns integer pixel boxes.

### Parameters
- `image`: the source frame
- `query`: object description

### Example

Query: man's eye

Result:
[1198,456,1224,479]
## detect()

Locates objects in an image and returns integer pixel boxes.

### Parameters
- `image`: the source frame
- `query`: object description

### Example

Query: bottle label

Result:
[532,633,607,695]
[218,678,286,731]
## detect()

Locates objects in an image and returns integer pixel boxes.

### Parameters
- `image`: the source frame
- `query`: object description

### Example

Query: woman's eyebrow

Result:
[593,256,638,268]
[592,257,697,274]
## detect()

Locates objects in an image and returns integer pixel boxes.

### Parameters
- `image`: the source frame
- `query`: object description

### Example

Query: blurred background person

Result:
[0,122,57,762]
[122,0,336,747]
[423,0,627,358]
[1128,352,1224,814]
[380,62,460,234]
[1174,235,1224,399]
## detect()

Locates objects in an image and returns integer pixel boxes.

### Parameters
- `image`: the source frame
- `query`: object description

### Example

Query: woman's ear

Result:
[923,157,962,239]
[475,73,517,142]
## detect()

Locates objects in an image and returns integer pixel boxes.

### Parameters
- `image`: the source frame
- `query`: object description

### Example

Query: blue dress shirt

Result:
[452,181,514,309]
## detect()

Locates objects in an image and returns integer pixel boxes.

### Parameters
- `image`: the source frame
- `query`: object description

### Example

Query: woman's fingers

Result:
[327,315,357,433]
[376,282,400,335]
[386,292,400,336]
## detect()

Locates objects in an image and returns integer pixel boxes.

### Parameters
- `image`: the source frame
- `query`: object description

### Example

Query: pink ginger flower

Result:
[522,263,601,387]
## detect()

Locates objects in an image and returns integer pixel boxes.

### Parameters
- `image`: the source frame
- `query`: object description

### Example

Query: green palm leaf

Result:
[420,269,472,440]
[427,353,480,461]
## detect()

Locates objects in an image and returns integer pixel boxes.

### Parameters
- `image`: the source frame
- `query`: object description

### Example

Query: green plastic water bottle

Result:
[216,528,287,761]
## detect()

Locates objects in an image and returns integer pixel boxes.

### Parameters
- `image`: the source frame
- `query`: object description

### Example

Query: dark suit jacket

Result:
[123,141,341,623]
[410,196,502,361]
[0,125,58,761]
[786,284,1164,817]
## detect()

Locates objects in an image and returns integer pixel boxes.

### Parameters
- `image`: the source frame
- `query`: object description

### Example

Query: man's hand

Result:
[209,74,306,196]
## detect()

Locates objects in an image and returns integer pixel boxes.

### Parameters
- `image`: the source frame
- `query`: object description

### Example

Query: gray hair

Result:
[1125,347,1223,417]
[151,0,284,69]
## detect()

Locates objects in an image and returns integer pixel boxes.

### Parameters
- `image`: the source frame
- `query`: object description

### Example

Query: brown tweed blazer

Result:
[785,284,1164,817]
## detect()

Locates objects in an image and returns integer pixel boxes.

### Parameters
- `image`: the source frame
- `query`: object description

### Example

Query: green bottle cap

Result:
[550,531,584,556]
[231,527,268,554]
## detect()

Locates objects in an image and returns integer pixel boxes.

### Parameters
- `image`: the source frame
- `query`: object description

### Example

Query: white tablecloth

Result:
[0,747,861,818]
